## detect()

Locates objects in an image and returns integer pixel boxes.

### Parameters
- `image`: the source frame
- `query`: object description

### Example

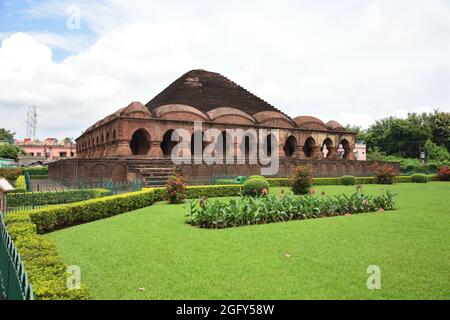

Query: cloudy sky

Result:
[0,0,449,140]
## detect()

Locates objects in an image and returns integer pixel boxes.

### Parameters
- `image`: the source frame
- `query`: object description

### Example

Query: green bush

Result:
[340,175,356,186]
[166,170,187,204]
[243,179,270,197]
[4,214,90,300]
[291,166,313,195]
[7,188,111,208]
[248,175,266,181]
[372,162,396,184]
[14,175,27,192]
[411,173,428,183]
[22,166,48,176]
[187,190,396,229]
[29,190,157,234]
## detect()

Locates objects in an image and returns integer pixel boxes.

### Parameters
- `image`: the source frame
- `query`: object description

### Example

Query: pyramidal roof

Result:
[145,69,287,117]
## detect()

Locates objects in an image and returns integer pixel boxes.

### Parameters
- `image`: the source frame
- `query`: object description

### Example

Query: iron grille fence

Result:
[0,211,34,300]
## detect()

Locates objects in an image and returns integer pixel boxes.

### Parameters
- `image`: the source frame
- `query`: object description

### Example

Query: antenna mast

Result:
[26,106,37,141]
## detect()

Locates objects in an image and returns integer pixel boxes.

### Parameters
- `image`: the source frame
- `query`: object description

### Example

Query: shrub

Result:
[7,188,111,208]
[372,162,396,184]
[437,166,450,181]
[4,214,90,300]
[14,175,27,192]
[166,169,187,204]
[248,175,266,181]
[187,190,396,229]
[411,173,428,183]
[0,167,22,181]
[340,175,356,186]
[22,166,48,176]
[291,166,313,195]
[243,178,270,197]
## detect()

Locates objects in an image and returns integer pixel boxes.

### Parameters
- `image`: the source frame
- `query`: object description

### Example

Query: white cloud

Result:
[0,0,449,139]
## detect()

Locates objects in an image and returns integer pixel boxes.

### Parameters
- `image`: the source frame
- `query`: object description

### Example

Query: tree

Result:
[432,111,450,150]
[0,128,15,144]
[425,140,450,162]
[345,125,367,142]
[0,144,24,160]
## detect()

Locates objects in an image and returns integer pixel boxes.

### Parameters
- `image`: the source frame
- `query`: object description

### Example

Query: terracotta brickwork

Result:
[50,69,399,184]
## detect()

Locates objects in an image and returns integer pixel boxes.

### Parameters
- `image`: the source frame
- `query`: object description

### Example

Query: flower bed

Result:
[186,190,396,229]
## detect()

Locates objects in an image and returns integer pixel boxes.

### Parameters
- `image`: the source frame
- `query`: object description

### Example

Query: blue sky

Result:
[0,0,448,139]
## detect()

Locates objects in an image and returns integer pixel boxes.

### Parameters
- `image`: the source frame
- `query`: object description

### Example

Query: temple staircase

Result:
[129,159,174,187]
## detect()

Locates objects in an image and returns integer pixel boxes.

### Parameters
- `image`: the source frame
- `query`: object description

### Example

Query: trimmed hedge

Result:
[267,175,438,187]
[4,213,90,300]
[26,185,243,234]
[7,188,111,208]
[14,175,27,192]
[22,167,48,176]
[340,176,356,186]
[411,173,428,183]
[243,179,269,197]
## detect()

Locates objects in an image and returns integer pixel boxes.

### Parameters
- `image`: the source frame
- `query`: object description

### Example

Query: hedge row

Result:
[7,188,111,208]
[22,167,49,176]
[4,213,90,300]
[20,185,241,234]
[266,175,438,187]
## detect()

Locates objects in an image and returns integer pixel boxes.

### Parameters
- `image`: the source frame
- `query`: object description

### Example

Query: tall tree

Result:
[0,128,15,144]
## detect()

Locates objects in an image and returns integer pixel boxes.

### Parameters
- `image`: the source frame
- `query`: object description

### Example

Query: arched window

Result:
[101,134,104,144]
[284,136,297,157]
[340,139,350,159]
[161,129,177,156]
[113,130,117,141]
[106,132,110,143]
[191,131,206,156]
[264,134,273,157]
[304,137,316,158]
[130,129,150,155]
[322,138,333,158]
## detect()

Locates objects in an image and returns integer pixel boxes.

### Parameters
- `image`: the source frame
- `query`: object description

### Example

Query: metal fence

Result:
[0,211,34,300]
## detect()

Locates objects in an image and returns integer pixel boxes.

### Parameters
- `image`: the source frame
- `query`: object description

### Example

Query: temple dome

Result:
[326,120,346,131]
[293,116,328,130]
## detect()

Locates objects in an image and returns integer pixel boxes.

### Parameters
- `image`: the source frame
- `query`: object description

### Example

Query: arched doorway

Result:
[340,139,350,159]
[263,134,273,157]
[130,129,150,155]
[322,138,333,158]
[161,129,177,156]
[191,131,206,156]
[220,131,234,157]
[284,136,297,157]
[304,137,316,158]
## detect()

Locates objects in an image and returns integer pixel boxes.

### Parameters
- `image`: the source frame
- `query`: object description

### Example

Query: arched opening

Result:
[106,132,110,143]
[92,138,95,147]
[304,137,316,158]
[322,138,333,158]
[112,130,117,141]
[161,129,177,156]
[219,131,235,157]
[101,134,104,144]
[191,131,206,156]
[340,139,350,159]
[264,134,273,157]
[130,129,150,156]
[96,136,99,145]
[284,136,297,157]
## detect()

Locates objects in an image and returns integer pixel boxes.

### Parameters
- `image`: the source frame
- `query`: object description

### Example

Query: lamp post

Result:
[337,144,345,159]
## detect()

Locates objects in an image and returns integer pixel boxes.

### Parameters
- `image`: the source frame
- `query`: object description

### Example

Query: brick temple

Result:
[49,69,398,185]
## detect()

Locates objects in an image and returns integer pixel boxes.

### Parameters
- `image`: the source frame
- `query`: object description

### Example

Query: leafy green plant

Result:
[186,190,396,229]
[242,178,269,197]
[0,167,22,181]
[248,175,266,181]
[14,175,27,192]
[410,173,428,183]
[291,166,313,195]
[340,175,356,186]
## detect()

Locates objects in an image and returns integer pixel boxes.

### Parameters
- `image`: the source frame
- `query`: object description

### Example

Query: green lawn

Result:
[47,183,450,300]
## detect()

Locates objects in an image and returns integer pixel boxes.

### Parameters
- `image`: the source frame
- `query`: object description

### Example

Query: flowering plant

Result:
[166,168,187,204]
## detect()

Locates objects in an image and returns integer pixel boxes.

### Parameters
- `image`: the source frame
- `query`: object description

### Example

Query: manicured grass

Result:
[47,183,450,300]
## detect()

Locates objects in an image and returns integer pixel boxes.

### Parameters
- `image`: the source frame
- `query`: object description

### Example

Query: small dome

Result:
[118,101,151,118]
[294,116,328,130]
[326,120,346,131]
